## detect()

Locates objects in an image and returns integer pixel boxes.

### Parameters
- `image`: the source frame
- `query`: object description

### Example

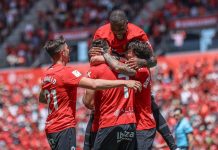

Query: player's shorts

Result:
[84,112,97,150]
[94,123,136,150]
[46,127,76,150]
[136,128,156,150]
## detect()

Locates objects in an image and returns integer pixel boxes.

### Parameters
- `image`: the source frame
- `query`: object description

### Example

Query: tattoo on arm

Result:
[103,53,136,76]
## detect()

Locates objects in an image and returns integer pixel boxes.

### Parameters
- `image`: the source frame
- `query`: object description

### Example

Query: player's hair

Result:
[127,40,151,59]
[91,39,109,52]
[109,10,127,24]
[44,36,66,57]
[174,107,183,114]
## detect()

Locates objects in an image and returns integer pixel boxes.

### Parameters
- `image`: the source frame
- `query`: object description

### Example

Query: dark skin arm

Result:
[103,52,136,76]
[91,46,136,76]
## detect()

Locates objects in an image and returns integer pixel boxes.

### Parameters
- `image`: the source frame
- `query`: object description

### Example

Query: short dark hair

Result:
[44,36,66,57]
[109,10,127,24]
[91,39,109,52]
[127,40,151,59]
[174,107,183,114]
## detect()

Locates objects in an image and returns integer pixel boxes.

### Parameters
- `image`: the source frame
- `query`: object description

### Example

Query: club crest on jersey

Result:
[72,70,81,77]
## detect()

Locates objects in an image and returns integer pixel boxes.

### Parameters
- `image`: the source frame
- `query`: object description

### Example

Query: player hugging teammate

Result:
[83,9,177,150]
[39,9,177,150]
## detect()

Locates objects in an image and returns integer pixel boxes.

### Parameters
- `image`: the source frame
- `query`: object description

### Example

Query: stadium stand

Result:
[0,52,217,150]
[0,0,36,43]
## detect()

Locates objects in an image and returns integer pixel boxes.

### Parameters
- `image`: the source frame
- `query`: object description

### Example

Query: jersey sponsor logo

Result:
[117,131,135,143]
[72,70,81,77]
[113,107,134,117]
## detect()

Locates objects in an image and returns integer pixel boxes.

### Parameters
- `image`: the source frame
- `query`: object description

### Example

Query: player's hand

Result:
[89,47,104,57]
[125,80,142,92]
[90,55,105,66]
[126,58,145,70]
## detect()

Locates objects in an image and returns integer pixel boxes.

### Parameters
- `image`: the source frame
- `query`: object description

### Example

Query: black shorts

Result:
[136,128,156,150]
[46,127,76,150]
[84,112,97,150]
[94,124,136,150]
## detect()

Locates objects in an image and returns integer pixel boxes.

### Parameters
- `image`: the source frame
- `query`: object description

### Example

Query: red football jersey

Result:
[134,67,156,130]
[88,63,136,129]
[41,64,83,133]
[93,23,151,54]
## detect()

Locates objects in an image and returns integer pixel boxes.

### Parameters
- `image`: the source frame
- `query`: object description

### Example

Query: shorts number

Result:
[44,89,58,114]
[118,74,129,98]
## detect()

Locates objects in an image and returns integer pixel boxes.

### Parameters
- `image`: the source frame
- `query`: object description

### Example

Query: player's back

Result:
[41,64,82,133]
[89,63,136,129]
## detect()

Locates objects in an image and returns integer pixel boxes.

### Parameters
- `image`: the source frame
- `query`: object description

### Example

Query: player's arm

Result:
[187,133,194,150]
[82,89,95,110]
[103,52,136,76]
[78,77,141,91]
[39,90,47,104]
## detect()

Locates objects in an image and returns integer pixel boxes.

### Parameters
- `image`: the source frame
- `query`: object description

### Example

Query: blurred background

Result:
[0,0,217,149]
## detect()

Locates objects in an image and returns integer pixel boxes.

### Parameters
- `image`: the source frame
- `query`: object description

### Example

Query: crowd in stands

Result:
[3,0,142,67]
[135,0,218,50]
[0,0,36,43]
[0,57,217,149]
[5,24,47,67]
[2,0,218,67]
[152,58,218,150]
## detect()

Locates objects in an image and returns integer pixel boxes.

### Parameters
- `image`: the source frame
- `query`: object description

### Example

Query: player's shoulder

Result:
[88,63,109,78]
[95,23,110,33]
[45,64,64,74]
[128,23,145,33]
[127,23,147,40]
[135,67,150,79]
[182,117,190,123]
[137,67,149,73]
[90,63,108,70]
[64,66,82,77]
